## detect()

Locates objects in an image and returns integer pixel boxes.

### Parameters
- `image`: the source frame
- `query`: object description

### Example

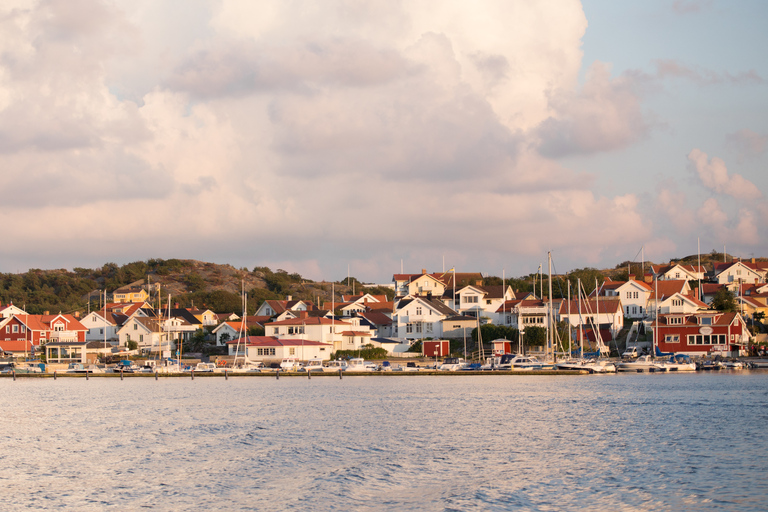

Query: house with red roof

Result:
[599,277,652,318]
[225,336,332,362]
[654,311,749,357]
[713,261,764,285]
[651,263,707,282]
[0,314,87,356]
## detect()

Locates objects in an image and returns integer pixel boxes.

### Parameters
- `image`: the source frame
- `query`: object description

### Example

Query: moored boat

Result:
[616,355,665,372]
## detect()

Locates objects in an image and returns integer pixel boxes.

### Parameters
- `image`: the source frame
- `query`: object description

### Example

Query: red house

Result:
[0,314,88,356]
[654,311,749,357]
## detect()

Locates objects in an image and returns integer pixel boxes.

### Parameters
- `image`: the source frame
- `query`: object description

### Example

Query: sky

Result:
[0,0,766,284]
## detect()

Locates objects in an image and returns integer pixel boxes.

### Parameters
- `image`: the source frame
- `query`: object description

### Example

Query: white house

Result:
[599,278,653,319]
[391,297,457,340]
[116,316,167,353]
[712,261,764,285]
[255,299,316,317]
[80,311,121,343]
[0,303,28,319]
[226,336,332,362]
[651,263,707,282]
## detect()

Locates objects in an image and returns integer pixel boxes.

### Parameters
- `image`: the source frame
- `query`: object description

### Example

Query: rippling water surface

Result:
[0,372,766,511]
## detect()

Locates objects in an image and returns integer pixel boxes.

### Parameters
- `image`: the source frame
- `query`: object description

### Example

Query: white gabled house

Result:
[712,261,764,285]
[651,263,706,282]
[80,311,121,343]
[226,336,332,362]
[392,297,457,340]
[599,278,653,319]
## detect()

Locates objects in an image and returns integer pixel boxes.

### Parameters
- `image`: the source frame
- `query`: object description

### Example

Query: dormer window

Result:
[700,317,712,325]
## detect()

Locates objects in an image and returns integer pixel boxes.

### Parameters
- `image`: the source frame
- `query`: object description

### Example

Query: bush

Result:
[330,347,389,360]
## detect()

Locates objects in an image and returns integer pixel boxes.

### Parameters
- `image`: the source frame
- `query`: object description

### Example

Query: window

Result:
[289,348,296,355]
[133,323,138,330]
[463,296,478,303]
[416,306,422,316]
[664,335,679,343]
[406,323,413,333]
[5,326,9,334]
[669,317,682,325]
[486,300,492,305]
[100,329,103,334]
[633,292,639,299]
[415,323,422,333]
[700,317,712,325]
[273,328,279,335]
[426,323,433,333]
[12,325,18,333]
[139,335,144,342]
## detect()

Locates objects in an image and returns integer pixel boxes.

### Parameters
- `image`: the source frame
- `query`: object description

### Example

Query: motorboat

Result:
[616,355,666,372]
[498,354,554,371]
[3,363,45,374]
[438,357,467,371]
[722,360,745,370]
[661,354,697,372]
[193,362,217,372]
[323,359,349,372]
[555,359,616,373]
[344,358,376,372]
[66,363,104,374]
[113,360,141,373]
[279,358,301,371]
[378,361,393,371]
[301,358,325,372]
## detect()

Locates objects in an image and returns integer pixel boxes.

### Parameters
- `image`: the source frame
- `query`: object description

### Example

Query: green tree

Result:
[523,326,547,347]
[711,288,737,312]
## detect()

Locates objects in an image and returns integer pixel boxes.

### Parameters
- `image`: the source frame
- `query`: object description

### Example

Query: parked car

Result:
[621,347,638,358]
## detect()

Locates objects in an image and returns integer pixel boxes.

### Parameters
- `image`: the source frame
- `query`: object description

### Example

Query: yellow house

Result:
[113,285,149,304]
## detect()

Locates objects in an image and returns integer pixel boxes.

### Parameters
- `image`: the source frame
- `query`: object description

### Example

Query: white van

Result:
[621,347,638,358]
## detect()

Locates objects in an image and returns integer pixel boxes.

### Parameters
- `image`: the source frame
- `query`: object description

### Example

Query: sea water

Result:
[0,372,766,511]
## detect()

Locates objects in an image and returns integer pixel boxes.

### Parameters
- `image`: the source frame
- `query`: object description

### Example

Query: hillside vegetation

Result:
[0,259,394,315]
[0,251,755,315]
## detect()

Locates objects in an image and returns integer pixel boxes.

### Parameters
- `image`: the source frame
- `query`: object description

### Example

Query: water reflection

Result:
[0,373,766,511]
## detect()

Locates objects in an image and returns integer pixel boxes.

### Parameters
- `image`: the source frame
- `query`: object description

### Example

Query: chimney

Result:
[44,311,50,315]
[693,287,699,300]
[628,274,635,281]
[422,269,427,275]
[174,302,179,308]
[286,295,292,301]
[74,311,80,318]
[752,258,756,263]
[299,311,308,319]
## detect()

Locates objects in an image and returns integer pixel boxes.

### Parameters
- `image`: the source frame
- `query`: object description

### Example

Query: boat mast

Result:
[577,278,583,360]
[548,251,554,362]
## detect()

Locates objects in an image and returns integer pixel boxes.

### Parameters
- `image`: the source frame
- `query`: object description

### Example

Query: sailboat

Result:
[555,277,616,373]
[229,286,264,373]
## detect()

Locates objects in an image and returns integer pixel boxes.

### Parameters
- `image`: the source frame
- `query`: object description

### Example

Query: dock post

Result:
[86,370,89,380]
[54,371,57,380]
[155,370,158,381]
[308,369,311,379]
[191,370,194,380]
[225,370,228,380]
[12,369,15,381]
[120,369,124,380]
[276,370,280,380]
[339,369,342,379]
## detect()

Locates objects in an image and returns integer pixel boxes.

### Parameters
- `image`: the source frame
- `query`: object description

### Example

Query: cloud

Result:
[0,0,659,281]
[653,59,764,85]
[534,61,650,158]
[687,149,762,201]
[672,0,712,15]
[726,129,767,161]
